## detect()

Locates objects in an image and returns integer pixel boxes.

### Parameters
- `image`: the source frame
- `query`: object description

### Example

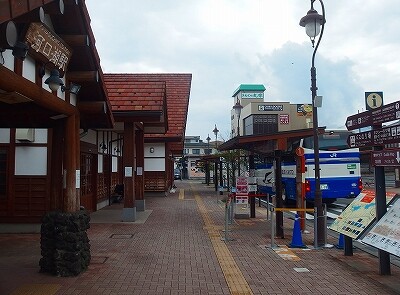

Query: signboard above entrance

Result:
[25,23,72,74]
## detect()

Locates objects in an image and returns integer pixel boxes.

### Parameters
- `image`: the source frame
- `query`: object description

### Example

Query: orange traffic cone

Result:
[289,214,307,248]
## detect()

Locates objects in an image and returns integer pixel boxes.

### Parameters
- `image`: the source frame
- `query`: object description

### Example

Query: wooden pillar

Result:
[75,115,81,209]
[165,143,172,190]
[63,115,77,212]
[135,128,145,211]
[50,121,64,210]
[122,122,136,221]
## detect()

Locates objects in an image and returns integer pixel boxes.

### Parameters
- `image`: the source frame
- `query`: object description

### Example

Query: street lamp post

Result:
[233,100,243,178]
[300,0,326,247]
[213,125,219,192]
[206,134,211,185]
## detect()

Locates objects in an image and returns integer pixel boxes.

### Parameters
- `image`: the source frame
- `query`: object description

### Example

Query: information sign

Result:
[329,190,396,239]
[371,149,400,166]
[361,197,400,257]
[345,100,400,131]
[347,124,400,148]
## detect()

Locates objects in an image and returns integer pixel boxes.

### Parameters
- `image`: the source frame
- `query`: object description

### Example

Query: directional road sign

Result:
[347,124,400,148]
[345,100,400,131]
[371,149,400,166]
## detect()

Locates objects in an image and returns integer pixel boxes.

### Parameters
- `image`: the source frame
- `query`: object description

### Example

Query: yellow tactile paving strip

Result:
[272,245,301,261]
[193,188,253,295]
[10,284,60,295]
[178,188,184,200]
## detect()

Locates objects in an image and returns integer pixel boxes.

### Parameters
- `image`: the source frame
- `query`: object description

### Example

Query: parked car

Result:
[174,168,182,180]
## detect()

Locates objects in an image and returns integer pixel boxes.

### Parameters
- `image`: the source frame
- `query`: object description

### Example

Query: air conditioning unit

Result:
[16,128,35,142]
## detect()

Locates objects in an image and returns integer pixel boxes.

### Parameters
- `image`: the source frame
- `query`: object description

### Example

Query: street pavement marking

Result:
[178,188,184,200]
[10,284,60,295]
[272,245,301,261]
[193,185,253,295]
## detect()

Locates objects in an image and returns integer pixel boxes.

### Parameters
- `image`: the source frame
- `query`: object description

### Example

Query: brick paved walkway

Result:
[0,180,399,294]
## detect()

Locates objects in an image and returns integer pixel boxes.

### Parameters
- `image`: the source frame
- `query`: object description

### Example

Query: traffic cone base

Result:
[335,233,344,249]
[288,214,307,248]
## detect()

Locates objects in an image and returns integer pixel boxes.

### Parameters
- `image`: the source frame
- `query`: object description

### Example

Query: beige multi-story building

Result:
[231,84,313,138]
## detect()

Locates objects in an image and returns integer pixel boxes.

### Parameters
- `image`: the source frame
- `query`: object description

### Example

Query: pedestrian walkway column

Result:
[135,128,145,211]
[122,122,136,221]
[63,115,78,212]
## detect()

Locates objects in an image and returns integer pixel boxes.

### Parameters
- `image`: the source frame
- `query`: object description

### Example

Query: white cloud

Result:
[86,0,400,142]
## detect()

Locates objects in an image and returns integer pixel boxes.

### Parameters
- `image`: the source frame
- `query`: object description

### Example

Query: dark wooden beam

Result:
[77,101,106,114]
[67,71,99,82]
[0,65,77,116]
[60,34,90,47]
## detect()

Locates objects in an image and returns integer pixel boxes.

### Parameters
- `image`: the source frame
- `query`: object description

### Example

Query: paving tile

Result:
[0,181,399,295]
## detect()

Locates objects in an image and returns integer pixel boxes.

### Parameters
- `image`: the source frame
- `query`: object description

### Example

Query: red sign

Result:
[279,114,289,124]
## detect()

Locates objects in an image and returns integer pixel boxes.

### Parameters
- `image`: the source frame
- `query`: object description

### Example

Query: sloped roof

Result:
[104,78,166,112]
[103,73,192,154]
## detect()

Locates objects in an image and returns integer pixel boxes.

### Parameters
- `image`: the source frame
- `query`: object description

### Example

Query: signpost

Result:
[371,149,400,166]
[347,124,400,148]
[345,97,400,275]
[345,100,400,131]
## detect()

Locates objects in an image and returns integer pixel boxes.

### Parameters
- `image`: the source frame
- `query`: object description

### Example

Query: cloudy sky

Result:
[85,0,400,142]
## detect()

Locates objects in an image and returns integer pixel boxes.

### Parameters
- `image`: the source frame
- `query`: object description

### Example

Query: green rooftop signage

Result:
[232,84,266,97]
[241,92,264,99]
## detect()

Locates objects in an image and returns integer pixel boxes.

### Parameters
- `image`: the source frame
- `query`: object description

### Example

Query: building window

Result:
[244,114,278,135]
[0,148,8,199]
[192,148,200,154]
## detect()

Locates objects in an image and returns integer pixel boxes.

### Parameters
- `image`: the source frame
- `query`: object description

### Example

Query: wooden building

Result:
[0,0,191,226]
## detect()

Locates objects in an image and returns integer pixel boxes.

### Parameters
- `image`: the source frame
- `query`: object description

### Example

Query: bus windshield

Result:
[303,131,351,151]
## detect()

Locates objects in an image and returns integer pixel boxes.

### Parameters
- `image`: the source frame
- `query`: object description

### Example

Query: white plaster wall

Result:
[3,49,14,71]
[0,129,10,143]
[81,129,96,144]
[144,143,166,171]
[70,93,77,106]
[98,154,103,173]
[32,129,47,144]
[15,147,47,175]
[144,143,165,157]
[112,156,118,172]
[145,158,165,171]
[22,55,36,83]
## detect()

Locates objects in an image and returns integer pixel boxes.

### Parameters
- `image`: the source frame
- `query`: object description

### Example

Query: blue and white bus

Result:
[255,130,362,204]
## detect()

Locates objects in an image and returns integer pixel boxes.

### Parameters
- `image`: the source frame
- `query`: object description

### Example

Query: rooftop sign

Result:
[241,92,264,99]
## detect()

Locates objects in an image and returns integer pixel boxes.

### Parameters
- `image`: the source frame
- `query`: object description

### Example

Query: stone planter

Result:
[39,210,90,277]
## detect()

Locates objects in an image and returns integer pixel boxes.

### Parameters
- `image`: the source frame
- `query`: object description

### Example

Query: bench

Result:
[111,184,124,203]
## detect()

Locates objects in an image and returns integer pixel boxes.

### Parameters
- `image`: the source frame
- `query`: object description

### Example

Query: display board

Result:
[329,190,396,239]
[361,197,400,257]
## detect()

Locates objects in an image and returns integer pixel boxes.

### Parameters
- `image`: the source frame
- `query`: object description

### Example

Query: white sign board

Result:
[236,195,249,204]
[361,198,400,257]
